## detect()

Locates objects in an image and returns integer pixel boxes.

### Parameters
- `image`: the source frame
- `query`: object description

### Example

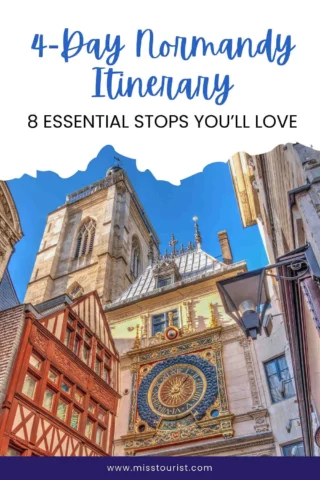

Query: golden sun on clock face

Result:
[148,363,207,419]
[159,374,195,407]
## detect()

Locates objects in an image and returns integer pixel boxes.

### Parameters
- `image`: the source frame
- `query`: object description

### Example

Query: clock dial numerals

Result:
[148,363,206,419]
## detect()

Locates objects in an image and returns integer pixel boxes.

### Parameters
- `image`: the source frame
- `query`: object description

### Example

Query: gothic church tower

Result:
[24,166,159,306]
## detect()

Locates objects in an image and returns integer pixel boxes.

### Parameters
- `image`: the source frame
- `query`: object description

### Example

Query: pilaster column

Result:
[239,338,263,410]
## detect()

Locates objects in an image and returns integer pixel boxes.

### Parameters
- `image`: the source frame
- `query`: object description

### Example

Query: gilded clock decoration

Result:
[137,354,218,427]
[159,374,194,407]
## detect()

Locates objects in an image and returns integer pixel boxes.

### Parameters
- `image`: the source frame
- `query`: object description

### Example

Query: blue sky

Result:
[7,145,268,302]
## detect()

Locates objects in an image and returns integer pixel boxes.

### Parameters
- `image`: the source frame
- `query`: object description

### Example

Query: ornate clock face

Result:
[149,364,206,419]
[137,354,218,428]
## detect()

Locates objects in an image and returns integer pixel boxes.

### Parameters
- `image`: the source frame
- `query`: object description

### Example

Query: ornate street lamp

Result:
[217,243,320,341]
[217,268,270,340]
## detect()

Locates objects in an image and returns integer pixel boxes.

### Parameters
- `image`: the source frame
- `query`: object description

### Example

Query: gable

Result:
[70,292,117,356]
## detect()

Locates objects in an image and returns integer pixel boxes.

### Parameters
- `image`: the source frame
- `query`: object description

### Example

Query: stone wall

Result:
[24,172,157,306]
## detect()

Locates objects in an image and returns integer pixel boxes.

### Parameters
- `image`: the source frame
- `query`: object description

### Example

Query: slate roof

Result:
[107,249,236,309]
[0,305,25,402]
[35,294,73,315]
[0,269,20,311]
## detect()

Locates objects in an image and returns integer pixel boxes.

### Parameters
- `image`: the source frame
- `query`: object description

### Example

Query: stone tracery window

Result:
[131,236,141,279]
[74,218,96,259]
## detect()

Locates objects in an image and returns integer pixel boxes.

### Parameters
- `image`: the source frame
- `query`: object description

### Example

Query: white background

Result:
[1,0,318,184]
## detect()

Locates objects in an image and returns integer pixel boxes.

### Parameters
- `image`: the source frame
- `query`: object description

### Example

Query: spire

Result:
[169,233,178,257]
[187,241,195,252]
[147,233,155,265]
[209,303,219,328]
[193,216,202,251]
[132,324,141,350]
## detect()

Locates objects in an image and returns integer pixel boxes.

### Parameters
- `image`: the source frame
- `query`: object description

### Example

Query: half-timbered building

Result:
[0,292,120,456]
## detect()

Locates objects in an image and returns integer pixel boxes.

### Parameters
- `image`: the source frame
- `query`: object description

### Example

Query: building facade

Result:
[229,144,320,456]
[105,225,302,456]
[0,181,23,311]
[0,162,308,456]
[0,181,23,283]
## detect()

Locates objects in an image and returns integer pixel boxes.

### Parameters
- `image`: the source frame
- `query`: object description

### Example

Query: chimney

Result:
[218,231,233,265]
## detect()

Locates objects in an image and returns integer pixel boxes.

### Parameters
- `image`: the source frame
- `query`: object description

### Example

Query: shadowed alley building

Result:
[229,143,320,456]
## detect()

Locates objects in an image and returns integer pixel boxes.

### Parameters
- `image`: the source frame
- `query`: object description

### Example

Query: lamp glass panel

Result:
[219,270,268,313]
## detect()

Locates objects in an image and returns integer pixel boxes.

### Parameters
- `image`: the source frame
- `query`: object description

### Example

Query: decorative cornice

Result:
[137,431,275,457]
[119,324,243,371]
[126,326,222,363]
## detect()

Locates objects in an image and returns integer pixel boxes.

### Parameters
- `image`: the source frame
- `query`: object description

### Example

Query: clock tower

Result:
[24,166,159,306]
[105,226,277,456]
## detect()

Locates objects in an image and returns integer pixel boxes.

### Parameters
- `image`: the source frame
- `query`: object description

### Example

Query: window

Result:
[67,317,74,326]
[74,390,84,405]
[70,409,80,430]
[264,355,295,403]
[48,370,58,384]
[95,426,103,446]
[282,441,305,456]
[84,332,91,344]
[98,409,107,422]
[157,276,172,288]
[61,381,71,394]
[74,218,96,259]
[76,324,83,335]
[6,446,22,456]
[57,399,68,421]
[85,398,108,448]
[130,236,141,279]
[29,354,41,370]
[103,366,109,384]
[95,357,102,375]
[64,316,97,369]
[97,345,102,356]
[43,390,54,411]
[82,345,90,365]
[152,309,179,335]
[22,374,37,399]
[73,336,80,355]
[64,327,72,348]
[85,419,94,439]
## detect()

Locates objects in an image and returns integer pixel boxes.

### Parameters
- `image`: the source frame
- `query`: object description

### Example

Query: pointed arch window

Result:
[131,236,142,279]
[74,219,96,259]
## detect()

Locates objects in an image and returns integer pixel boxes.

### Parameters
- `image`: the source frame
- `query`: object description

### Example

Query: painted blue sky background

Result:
[7,145,268,302]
